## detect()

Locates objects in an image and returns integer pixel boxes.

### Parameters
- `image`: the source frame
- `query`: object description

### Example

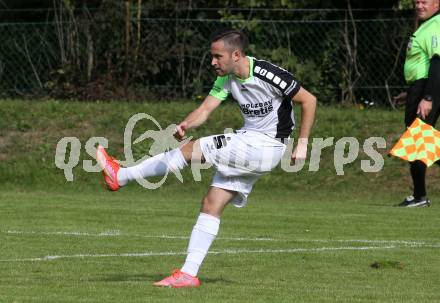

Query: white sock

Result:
[117,148,187,186]
[181,213,220,277]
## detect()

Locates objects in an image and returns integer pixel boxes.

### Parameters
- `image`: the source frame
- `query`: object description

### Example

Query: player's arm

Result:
[176,75,229,139]
[175,95,222,140]
[291,87,317,161]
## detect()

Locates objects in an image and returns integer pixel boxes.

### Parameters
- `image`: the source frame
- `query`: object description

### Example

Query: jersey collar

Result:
[420,9,440,24]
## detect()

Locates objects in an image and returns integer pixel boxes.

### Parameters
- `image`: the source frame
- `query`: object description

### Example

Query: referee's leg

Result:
[405,87,440,201]
[404,84,427,201]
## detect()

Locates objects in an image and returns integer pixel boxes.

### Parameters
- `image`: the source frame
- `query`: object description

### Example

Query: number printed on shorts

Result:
[213,135,227,149]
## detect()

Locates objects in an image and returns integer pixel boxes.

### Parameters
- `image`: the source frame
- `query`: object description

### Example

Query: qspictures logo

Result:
[55,113,387,189]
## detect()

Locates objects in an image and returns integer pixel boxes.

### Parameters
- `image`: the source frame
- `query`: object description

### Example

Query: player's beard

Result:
[214,64,233,76]
[214,67,226,76]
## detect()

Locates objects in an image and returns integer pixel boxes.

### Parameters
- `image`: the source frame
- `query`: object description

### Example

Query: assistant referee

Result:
[394,0,440,207]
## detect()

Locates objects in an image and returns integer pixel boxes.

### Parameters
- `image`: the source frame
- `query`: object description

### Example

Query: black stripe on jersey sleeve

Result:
[253,59,301,99]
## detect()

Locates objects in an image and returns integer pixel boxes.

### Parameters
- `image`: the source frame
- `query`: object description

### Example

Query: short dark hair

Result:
[210,28,249,54]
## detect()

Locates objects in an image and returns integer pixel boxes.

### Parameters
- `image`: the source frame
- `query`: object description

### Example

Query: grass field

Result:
[1,100,440,302]
[1,187,439,302]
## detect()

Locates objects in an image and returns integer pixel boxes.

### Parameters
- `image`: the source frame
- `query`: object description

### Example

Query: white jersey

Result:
[209,56,301,138]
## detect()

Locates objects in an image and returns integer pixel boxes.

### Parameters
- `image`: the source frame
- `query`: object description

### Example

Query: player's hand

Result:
[291,138,308,164]
[417,99,432,120]
[393,92,407,106]
[174,122,188,141]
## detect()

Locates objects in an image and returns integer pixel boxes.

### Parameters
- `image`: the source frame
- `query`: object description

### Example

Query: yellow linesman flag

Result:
[390,118,440,167]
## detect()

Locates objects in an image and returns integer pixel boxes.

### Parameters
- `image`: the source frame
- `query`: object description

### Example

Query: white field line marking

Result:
[2,230,431,246]
[4,230,273,241]
[1,244,439,263]
[0,245,425,262]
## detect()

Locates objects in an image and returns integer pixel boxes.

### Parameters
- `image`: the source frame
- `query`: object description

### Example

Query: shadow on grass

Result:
[98,273,154,282]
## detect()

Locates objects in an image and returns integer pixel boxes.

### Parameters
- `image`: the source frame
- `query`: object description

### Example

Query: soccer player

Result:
[394,0,440,207]
[97,28,317,287]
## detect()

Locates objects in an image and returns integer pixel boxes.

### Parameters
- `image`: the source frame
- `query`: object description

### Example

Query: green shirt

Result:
[404,13,440,84]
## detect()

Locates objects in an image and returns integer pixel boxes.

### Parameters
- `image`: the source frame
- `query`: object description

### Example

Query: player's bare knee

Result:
[200,196,219,217]
[180,140,205,163]
[179,141,194,161]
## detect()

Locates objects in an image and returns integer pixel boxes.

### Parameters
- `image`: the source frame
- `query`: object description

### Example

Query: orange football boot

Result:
[153,270,201,288]
[96,145,120,191]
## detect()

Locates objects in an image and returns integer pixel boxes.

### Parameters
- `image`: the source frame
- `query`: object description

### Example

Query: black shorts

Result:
[405,79,440,127]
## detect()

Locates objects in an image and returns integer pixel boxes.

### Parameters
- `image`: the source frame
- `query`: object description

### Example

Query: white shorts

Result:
[198,130,287,207]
